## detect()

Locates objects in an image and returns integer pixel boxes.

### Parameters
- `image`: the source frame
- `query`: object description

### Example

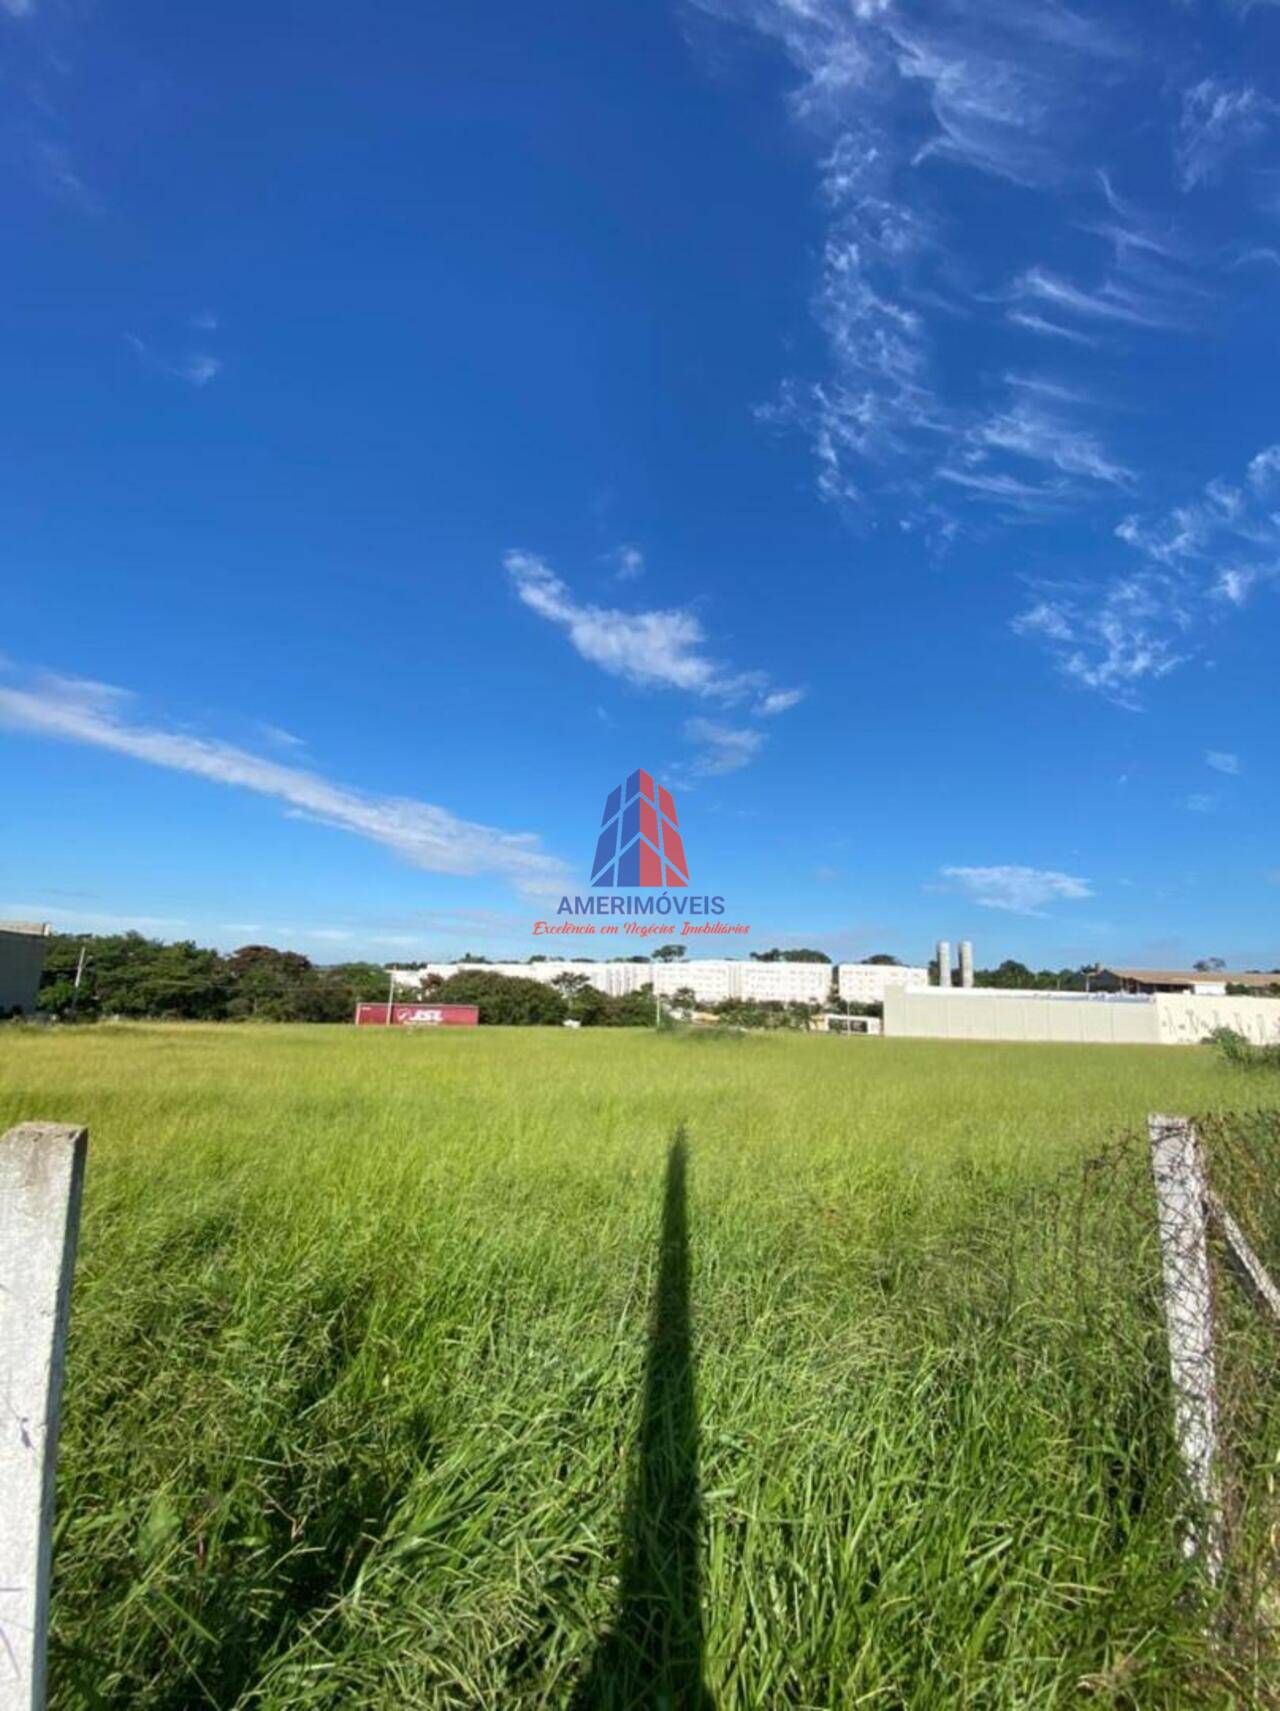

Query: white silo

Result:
[936,939,952,988]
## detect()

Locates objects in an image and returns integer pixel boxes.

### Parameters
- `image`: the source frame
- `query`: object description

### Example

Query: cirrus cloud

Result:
[936,863,1094,916]
[505,550,801,709]
[0,665,571,897]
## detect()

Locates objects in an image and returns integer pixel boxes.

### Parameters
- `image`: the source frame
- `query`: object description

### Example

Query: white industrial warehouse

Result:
[392,939,1280,1047]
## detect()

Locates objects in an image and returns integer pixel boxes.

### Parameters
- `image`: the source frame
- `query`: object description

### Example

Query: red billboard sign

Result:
[354,1002,480,1028]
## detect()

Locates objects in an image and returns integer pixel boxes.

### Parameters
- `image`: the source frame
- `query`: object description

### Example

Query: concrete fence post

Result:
[0,1125,88,1711]
[1147,1113,1223,1582]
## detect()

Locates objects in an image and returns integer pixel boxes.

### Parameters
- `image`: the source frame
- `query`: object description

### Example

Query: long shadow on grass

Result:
[573,1131,713,1709]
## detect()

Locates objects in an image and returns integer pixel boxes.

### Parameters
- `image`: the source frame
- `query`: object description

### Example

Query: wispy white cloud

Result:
[1176,78,1275,191]
[1007,311,1101,346]
[756,687,805,715]
[257,723,306,751]
[175,354,222,387]
[680,717,766,778]
[936,863,1093,916]
[1206,750,1241,775]
[1009,266,1183,330]
[1013,441,1280,703]
[0,667,571,896]
[612,544,645,581]
[1011,575,1191,708]
[1184,792,1217,813]
[692,0,1143,515]
[966,399,1132,486]
[939,466,1073,510]
[33,141,97,211]
[126,334,223,388]
[1,0,36,16]
[505,550,800,708]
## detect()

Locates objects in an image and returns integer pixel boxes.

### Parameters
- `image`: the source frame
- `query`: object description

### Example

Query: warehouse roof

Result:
[0,921,50,937]
[1102,966,1280,989]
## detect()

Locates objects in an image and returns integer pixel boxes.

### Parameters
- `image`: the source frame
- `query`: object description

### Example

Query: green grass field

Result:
[4,1024,1280,1709]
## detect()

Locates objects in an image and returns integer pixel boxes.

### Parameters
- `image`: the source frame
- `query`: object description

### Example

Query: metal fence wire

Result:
[1193,1114,1280,1605]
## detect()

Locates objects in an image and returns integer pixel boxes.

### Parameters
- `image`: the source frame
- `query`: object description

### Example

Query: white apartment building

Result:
[837,962,930,1004]
[729,960,833,1006]
[393,957,838,1007]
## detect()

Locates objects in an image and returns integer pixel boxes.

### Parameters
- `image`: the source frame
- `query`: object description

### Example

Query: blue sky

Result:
[1,0,1277,969]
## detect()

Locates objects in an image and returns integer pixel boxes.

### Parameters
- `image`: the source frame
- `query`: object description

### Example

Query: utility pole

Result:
[386,969,396,1027]
[69,941,87,1022]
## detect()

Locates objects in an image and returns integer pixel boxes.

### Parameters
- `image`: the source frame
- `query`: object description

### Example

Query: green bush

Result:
[1207,1027,1280,1071]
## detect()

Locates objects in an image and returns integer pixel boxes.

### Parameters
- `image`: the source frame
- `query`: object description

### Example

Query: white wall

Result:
[837,963,929,1003]
[883,987,1163,1044]
[1154,994,1280,1046]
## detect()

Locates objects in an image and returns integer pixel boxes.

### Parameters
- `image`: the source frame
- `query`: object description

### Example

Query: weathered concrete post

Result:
[0,1124,88,1711]
[936,939,951,989]
[1147,1113,1223,1582]
[959,940,974,989]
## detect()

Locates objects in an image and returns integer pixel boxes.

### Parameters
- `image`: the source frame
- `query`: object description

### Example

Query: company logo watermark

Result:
[531,766,752,941]
[591,768,687,888]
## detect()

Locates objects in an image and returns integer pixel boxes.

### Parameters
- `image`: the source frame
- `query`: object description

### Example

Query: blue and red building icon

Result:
[591,768,688,888]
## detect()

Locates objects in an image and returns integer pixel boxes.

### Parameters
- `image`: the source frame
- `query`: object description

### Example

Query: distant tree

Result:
[567,984,610,1026]
[225,945,314,1020]
[1194,957,1227,972]
[750,948,831,963]
[432,970,566,1025]
[669,986,698,1013]
[60,932,232,1019]
[710,997,809,1031]
[860,954,901,966]
[35,931,394,1024]
[652,944,686,962]
[36,975,80,1019]
[974,959,1037,990]
[551,972,593,999]
[600,985,655,1027]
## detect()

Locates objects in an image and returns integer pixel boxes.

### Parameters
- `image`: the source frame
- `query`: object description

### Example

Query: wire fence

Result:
[6,1110,1280,1705]
[1061,1110,1280,1651]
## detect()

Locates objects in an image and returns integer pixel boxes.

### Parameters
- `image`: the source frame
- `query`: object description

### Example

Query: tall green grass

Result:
[3,1024,1280,1708]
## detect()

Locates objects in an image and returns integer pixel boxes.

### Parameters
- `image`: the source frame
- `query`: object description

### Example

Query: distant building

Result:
[392,957,836,1007]
[883,984,1280,1046]
[721,961,833,1007]
[0,922,51,1017]
[815,1012,883,1036]
[1091,966,1280,998]
[837,963,929,1004]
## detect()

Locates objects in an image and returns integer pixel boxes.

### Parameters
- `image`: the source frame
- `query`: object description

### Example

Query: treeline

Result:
[971,960,1106,990]
[36,935,391,1022]
[32,934,663,1027]
[420,969,656,1028]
